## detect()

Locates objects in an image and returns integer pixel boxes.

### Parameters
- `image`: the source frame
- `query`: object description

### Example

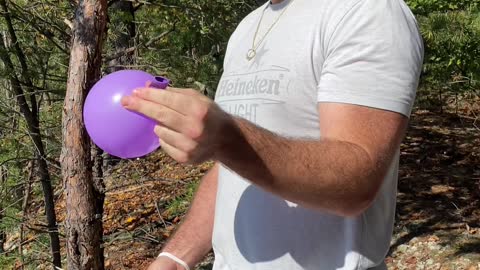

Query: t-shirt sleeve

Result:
[317,0,424,117]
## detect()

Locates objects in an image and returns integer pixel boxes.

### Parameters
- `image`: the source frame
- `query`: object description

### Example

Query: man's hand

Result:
[147,256,183,270]
[121,86,233,164]
[121,83,407,216]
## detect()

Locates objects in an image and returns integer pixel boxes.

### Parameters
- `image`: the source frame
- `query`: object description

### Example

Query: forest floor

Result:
[27,96,479,270]
[98,104,480,270]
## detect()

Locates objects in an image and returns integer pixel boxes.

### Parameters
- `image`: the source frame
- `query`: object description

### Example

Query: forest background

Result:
[0,0,479,269]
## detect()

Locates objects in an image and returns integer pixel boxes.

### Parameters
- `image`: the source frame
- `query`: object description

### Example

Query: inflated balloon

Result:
[83,70,170,159]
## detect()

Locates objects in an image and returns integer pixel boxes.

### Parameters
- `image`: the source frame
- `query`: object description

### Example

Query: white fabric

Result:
[212,0,423,269]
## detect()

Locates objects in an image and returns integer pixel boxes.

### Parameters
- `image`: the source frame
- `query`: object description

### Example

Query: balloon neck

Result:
[151,76,170,89]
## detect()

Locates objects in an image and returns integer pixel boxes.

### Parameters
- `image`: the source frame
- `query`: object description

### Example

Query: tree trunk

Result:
[0,215,4,254]
[61,1,107,269]
[0,213,4,254]
[0,12,62,268]
[0,165,6,254]
[19,160,34,269]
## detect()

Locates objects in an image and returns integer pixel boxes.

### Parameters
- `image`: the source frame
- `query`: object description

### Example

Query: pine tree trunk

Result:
[61,1,107,269]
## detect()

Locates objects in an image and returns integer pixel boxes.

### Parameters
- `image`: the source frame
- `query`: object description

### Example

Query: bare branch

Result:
[104,20,177,62]
[0,0,38,120]
[104,46,136,62]
[145,21,177,47]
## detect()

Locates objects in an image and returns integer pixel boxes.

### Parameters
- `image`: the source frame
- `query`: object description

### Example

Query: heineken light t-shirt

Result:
[213,0,424,269]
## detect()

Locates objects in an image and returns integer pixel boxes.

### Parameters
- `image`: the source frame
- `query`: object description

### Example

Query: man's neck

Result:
[270,0,284,4]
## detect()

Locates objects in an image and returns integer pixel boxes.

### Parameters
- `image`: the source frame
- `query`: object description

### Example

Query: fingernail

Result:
[121,96,131,107]
[133,88,146,97]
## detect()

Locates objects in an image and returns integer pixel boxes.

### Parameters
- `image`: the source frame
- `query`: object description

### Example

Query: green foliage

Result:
[0,253,17,269]
[135,0,258,93]
[0,207,21,233]
[406,0,480,15]
[419,10,480,87]
[165,179,200,218]
[404,0,480,108]
[0,0,478,268]
[0,120,30,223]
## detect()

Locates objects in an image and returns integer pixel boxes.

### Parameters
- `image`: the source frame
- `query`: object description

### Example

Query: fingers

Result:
[133,87,202,116]
[121,97,196,135]
[144,79,198,96]
[154,125,197,153]
[159,138,190,164]
[120,85,218,164]
[167,87,201,96]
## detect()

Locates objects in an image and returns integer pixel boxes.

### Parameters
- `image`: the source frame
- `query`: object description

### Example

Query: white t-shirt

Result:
[212,0,423,269]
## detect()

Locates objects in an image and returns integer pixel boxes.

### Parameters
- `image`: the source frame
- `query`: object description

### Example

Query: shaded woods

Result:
[0,0,478,269]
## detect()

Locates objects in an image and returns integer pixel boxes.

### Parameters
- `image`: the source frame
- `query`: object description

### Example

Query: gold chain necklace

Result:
[246,0,295,61]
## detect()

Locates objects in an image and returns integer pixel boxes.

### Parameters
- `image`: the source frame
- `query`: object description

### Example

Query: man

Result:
[122,0,423,269]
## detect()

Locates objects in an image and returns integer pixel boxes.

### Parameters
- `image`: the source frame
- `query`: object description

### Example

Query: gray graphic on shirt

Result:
[216,66,291,123]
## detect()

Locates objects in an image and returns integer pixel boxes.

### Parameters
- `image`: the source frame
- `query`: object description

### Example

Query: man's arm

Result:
[218,103,407,216]
[122,89,407,217]
[148,163,219,270]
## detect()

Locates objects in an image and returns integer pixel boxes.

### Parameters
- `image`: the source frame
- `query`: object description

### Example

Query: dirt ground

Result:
[98,107,479,270]
[387,109,480,270]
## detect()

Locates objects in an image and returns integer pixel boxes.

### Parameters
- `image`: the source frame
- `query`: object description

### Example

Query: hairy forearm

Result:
[217,119,384,216]
[161,164,218,267]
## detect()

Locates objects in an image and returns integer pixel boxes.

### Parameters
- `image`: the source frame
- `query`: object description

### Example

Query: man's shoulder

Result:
[235,0,367,28]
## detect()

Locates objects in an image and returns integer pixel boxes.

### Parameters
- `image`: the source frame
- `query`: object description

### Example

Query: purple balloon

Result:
[83,70,170,159]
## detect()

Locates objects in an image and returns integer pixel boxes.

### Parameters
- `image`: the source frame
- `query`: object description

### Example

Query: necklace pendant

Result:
[246,49,256,61]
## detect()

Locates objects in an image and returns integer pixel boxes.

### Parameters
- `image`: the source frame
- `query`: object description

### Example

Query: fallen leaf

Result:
[431,185,456,194]
[427,235,440,242]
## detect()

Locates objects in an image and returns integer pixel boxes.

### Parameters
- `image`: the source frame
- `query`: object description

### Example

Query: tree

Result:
[61,0,107,269]
[0,0,62,268]
[107,0,136,73]
[0,165,6,253]
[100,0,138,173]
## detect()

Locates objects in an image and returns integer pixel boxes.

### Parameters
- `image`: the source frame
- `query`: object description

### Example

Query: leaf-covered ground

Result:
[97,106,479,270]
[387,108,480,270]
[19,101,479,269]
[101,154,214,269]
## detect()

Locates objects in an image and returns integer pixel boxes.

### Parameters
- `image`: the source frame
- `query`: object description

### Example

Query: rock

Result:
[397,244,409,253]
[410,237,420,244]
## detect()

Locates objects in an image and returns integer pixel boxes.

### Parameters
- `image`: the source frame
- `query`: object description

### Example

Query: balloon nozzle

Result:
[151,76,170,89]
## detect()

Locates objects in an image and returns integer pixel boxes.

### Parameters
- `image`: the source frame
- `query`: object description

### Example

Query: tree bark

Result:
[19,160,34,269]
[61,1,107,269]
[0,212,4,254]
[0,15,62,269]
[0,165,6,254]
